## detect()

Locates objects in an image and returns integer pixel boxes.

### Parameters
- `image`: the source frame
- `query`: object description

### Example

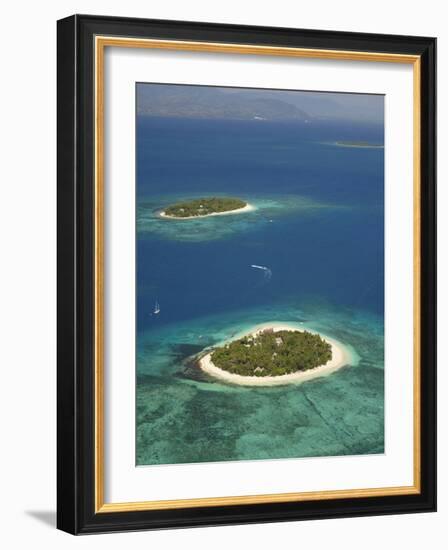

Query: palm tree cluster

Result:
[164,197,246,217]
[211,329,332,377]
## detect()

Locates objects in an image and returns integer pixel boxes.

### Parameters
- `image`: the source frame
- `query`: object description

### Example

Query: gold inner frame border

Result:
[94,35,421,513]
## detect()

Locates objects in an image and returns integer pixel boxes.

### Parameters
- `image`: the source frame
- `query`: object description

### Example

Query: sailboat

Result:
[153,299,160,315]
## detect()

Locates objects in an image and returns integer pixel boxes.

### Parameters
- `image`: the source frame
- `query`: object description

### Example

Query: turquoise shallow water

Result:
[136,301,384,465]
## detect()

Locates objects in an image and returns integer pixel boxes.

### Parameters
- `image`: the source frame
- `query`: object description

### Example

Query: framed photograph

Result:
[57,14,436,534]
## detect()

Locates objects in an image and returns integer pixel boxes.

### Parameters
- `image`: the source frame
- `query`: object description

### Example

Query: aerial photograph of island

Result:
[136,83,384,466]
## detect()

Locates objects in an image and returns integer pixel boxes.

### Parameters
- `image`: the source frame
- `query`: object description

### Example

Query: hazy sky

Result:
[137,83,384,124]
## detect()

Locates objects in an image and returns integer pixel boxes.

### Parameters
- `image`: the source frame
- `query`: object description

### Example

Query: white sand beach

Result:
[198,322,356,386]
[159,202,255,219]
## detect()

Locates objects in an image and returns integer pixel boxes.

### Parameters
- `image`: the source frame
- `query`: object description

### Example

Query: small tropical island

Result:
[160,197,254,219]
[198,323,354,386]
[212,329,331,376]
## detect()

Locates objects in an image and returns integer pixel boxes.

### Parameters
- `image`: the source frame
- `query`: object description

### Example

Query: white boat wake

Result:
[250,264,272,281]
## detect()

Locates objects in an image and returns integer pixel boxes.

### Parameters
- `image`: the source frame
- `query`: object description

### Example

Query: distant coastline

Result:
[198,322,356,386]
[328,140,384,149]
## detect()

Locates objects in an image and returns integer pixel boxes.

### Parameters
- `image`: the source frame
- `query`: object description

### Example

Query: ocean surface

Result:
[136,116,384,466]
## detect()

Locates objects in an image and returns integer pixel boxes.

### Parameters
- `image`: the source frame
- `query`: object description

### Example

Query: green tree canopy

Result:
[210,330,332,377]
[164,197,247,217]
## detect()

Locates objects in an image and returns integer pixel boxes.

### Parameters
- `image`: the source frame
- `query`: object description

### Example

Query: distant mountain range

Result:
[137,84,384,123]
[137,85,310,121]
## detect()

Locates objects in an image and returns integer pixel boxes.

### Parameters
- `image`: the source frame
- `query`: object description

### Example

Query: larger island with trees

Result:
[160,197,253,219]
[212,329,331,376]
[198,324,354,386]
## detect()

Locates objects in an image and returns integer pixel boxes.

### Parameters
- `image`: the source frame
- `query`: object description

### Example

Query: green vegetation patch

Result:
[210,329,332,377]
[164,197,247,218]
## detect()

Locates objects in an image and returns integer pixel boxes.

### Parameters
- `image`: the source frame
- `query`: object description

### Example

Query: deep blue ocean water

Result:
[136,116,384,466]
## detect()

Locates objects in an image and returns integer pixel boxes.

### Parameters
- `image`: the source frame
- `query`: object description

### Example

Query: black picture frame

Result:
[57,14,436,535]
